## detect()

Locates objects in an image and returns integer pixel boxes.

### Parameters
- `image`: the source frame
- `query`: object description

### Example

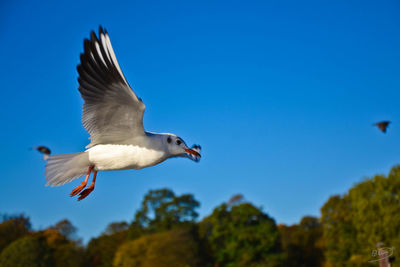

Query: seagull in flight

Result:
[45,27,201,201]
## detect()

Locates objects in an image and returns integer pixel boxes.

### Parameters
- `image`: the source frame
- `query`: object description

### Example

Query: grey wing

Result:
[77,27,146,148]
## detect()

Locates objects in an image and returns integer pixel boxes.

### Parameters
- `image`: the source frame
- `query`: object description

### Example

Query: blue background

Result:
[1,0,400,242]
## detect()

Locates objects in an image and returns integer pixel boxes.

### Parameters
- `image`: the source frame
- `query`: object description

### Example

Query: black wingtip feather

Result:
[76,64,82,74]
[78,27,136,98]
[83,39,91,52]
[90,30,98,42]
[79,49,109,85]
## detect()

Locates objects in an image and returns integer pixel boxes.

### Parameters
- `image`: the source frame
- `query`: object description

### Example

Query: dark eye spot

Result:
[176,139,182,145]
[167,137,172,143]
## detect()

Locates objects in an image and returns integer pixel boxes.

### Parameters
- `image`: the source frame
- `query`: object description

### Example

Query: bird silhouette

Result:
[32,146,51,161]
[373,121,391,133]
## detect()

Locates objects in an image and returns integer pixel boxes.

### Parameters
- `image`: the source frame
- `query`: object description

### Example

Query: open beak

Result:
[185,148,201,158]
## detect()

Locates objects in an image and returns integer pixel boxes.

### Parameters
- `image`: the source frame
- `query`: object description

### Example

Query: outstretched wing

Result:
[77,26,145,148]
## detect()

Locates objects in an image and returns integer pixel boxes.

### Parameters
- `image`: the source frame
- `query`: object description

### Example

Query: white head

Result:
[163,134,201,161]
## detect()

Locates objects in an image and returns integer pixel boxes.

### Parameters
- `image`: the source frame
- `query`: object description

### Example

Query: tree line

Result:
[1,165,400,266]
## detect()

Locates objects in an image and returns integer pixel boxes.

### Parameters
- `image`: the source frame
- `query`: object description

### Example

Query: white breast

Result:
[86,144,166,171]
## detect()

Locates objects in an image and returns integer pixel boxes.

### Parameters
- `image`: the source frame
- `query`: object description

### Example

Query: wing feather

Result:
[77,26,145,148]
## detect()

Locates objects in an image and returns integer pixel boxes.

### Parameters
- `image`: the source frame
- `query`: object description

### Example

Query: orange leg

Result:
[78,170,98,201]
[70,166,94,197]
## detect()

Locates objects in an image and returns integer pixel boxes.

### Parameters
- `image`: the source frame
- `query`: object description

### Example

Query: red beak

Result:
[185,148,201,157]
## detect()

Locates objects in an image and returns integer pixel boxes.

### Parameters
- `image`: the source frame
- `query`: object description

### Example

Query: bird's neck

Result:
[144,131,166,149]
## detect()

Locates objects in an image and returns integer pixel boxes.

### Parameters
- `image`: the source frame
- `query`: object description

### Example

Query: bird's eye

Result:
[167,137,172,143]
[176,140,182,145]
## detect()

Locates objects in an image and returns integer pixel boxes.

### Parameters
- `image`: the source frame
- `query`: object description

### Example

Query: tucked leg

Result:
[78,170,98,201]
[70,166,94,197]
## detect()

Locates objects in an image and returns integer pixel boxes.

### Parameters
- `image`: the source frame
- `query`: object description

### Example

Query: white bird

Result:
[45,27,201,201]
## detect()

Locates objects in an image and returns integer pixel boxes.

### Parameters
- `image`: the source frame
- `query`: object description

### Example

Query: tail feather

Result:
[45,152,90,186]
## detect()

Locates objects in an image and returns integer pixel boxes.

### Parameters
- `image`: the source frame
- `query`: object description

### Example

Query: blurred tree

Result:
[113,228,202,267]
[50,219,78,241]
[132,188,200,233]
[85,221,128,267]
[298,216,325,265]
[321,194,359,265]
[0,235,53,267]
[279,216,325,266]
[0,214,31,253]
[349,168,400,249]
[321,165,400,265]
[0,217,83,267]
[127,221,144,240]
[227,194,244,206]
[41,226,84,267]
[52,241,84,267]
[104,221,128,235]
[199,202,284,266]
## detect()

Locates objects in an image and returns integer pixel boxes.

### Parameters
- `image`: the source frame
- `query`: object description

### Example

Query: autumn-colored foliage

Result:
[0,221,83,267]
[0,214,31,253]
[2,165,400,266]
[84,222,128,267]
[279,216,325,266]
[114,228,202,267]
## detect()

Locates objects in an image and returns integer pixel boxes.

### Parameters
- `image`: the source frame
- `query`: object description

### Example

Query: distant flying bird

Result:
[32,146,51,161]
[228,194,244,206]
[45,27,201,201]
[373,121,391,133]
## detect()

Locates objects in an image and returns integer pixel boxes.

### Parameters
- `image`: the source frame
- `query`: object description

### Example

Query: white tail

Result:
[45,152,90,186]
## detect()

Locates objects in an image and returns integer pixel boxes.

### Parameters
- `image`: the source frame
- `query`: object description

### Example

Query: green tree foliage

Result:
[0,235,53,267]
[0,219,83,267]
[132,188,200,233]
[104,221,128,235]
[227,194,244,206]
[0,214,31,253]
[85,221,128,267]
[321,194,356,265]
[321,165,400,265]
[50,219,79,241]
[199,202,284,266]
[113,228,203,267]
[18,178,400,267]
[279,216,325,267]
[41,226,84,267]
[127,221,144,240]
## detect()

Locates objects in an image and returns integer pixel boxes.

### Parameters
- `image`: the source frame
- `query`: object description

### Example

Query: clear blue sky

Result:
[1,0,400,242]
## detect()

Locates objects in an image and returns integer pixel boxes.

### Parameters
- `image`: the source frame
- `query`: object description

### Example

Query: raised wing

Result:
[77,26,145,148]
